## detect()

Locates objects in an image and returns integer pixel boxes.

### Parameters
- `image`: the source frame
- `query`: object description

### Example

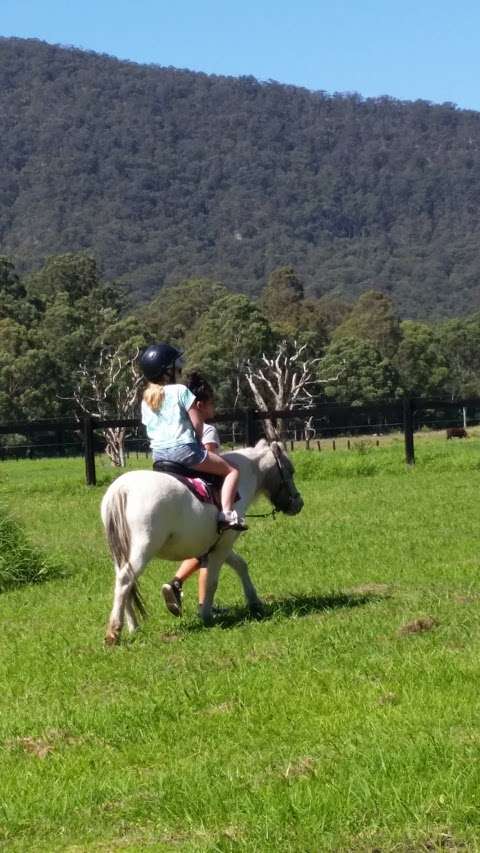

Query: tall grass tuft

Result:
[0,505,63,591]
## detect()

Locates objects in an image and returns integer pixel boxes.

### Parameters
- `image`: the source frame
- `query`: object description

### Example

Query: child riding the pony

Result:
[140,343,247,537]
[160,370,225,617]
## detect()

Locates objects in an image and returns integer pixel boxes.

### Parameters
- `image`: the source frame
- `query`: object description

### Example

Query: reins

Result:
[245,508,277,520]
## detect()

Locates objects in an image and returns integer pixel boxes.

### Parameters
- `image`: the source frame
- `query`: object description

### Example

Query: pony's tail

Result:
[105,488,131,570]
[104,488,147,622]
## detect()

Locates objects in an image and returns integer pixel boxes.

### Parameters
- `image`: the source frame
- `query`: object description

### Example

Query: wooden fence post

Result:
[403,398,415,465]
[84,416,96,485]
[245,410,256,447]
[56,426,65,457]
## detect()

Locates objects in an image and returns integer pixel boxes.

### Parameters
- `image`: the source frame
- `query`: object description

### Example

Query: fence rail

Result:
[0,397,478,484]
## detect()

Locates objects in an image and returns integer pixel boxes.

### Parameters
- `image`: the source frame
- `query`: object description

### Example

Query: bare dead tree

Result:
[244,340,343,441]
[65,347,143,467]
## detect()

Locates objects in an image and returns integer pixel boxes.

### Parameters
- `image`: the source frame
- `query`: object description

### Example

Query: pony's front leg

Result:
[200,534,243,626]
[225,551,263,613]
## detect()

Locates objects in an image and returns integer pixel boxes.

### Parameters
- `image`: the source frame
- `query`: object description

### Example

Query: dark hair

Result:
[186,371,214,403]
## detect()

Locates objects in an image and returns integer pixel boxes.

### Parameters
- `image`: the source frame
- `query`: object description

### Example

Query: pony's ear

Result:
[255,438,269,450]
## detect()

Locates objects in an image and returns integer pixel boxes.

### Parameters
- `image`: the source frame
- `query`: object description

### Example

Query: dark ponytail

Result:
[186,371,214,402]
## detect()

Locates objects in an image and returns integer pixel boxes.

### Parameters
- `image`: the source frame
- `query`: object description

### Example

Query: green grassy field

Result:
[1,437,480,852]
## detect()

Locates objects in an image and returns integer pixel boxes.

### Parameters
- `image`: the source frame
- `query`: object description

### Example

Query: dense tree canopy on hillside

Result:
[2,38,480,317]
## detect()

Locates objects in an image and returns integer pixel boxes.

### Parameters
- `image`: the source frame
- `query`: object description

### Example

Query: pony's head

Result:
[256,439,304,516]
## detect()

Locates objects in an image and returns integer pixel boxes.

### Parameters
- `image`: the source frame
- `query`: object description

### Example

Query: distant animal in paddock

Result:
[446,427,468,440]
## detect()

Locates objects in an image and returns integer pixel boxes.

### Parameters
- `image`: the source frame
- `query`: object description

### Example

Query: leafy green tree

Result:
[27,254,126,410]
[0,257,39,326]
[437,315,480,398]
[314,295,353,336]
[0,254,142,423]
[141,278,228,345]
[0,257,23,300]
[0,318,60,421]
[332,290,401,358]
[186,293,273,408]
[394,321,448,397]
[25,253,116,306]
[259,267,331,351]
[260,267,304,335]
[318,337,399,404]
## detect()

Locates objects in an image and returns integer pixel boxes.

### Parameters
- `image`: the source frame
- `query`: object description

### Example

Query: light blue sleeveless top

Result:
[141,384,196,451]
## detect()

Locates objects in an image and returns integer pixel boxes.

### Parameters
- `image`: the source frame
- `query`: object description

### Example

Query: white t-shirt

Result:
[141,384,196,451]
[202,423,221,450]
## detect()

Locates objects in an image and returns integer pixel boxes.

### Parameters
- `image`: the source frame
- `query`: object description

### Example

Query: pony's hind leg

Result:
[124,590,138,634]
[124,581,147,635]
[105,562,134,645]
[105,541,151,644]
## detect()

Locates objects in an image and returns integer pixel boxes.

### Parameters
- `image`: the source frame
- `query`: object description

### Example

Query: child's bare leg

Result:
[176,557,201,583]
[198,566,207,605]
[219,469,239,513]
[193,452,239,514]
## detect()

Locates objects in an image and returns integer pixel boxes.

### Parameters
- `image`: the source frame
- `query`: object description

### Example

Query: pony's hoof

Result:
[199,609,215,627]
[249,600,264,618]
[104,632,120,646]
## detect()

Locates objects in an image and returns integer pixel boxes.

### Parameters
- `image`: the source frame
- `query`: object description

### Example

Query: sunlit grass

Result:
[1,439,480,850]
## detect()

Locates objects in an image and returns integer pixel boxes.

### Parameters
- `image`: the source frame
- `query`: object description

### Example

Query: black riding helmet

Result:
[139,343,183,382]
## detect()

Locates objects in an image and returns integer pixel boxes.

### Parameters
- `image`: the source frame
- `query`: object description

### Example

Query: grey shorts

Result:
[153,442,208,467]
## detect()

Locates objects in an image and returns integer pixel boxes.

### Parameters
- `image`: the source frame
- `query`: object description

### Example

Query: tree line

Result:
[2,253,480,444]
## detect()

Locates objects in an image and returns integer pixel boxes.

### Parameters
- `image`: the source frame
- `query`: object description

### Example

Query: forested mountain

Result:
[2,36,480,318]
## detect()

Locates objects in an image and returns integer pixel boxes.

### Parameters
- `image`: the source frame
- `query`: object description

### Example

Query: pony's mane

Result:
[222,442,271,464]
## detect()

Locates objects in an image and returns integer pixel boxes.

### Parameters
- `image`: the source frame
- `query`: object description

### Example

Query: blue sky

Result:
[2,0,480,111]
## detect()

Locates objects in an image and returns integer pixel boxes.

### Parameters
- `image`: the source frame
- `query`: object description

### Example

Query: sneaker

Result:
[218,510,248,532]
[162,580,183,617]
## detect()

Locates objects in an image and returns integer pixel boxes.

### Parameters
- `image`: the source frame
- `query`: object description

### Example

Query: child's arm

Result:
[188,404,204,443]
[202,423,220,452]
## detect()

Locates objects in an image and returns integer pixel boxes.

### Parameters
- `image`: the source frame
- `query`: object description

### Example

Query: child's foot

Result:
[218,510,248,532]
[162,579,183,617]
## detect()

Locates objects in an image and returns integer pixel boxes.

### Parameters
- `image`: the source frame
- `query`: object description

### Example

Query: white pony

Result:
[101,439,303,643]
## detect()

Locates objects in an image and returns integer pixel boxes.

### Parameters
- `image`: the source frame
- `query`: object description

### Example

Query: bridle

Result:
[271,445,295,505]
[245,444,301,520]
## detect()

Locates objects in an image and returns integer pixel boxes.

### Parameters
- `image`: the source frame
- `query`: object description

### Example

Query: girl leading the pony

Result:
[140,342,247,532]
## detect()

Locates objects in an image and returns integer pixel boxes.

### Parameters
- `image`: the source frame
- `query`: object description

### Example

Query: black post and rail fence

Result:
[1,397,479,485]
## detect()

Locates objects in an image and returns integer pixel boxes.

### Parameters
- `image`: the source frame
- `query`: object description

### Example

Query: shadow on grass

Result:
[181,590,387,633]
